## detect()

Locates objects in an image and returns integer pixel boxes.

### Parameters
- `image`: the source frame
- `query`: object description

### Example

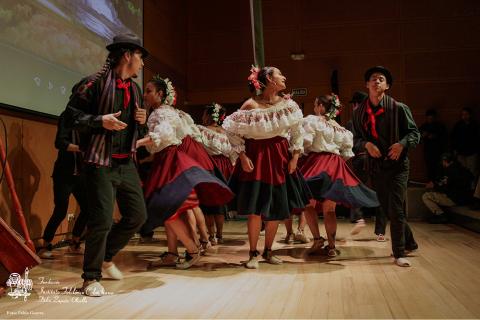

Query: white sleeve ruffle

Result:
[226,131,245,154]
[198,125,238,157]
[289,119,304,154]
[302,115,318,153]
[145,108,181,153]
[340,129,355,159]
[177,110,202,143]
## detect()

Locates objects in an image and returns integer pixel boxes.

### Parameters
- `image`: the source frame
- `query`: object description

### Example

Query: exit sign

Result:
[292,88,307,96]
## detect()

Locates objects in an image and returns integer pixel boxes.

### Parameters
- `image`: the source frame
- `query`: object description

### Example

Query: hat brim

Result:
[364,67,393,86]
[106,42,149,58]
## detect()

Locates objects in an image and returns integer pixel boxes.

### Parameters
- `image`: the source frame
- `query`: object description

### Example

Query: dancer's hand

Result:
[365,142,381,158]
[66,144,80,152]
[136,136,153,149]
[388,143,404,161]
[102,111,127,131]
[240,153,254,172]
[288,155,299,174]
[135,103,147,124]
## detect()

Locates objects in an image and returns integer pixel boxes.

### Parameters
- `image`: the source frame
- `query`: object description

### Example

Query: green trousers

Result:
[82,158,146,281]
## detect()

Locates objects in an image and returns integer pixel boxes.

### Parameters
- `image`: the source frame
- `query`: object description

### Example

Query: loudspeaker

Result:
[0,217,41,285]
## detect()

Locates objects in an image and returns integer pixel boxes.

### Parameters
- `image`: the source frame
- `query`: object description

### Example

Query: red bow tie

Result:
[116,79,131,109]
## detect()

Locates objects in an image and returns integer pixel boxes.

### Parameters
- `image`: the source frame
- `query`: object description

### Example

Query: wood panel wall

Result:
[0,113,60,243]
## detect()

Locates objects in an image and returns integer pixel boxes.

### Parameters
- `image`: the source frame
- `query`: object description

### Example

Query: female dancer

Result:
[300,94,379,257]
[137,76,233,269]
[197,103,237,244]
[223,66,310,269]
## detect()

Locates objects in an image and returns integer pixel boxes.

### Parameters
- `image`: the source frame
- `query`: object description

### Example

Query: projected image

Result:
[0,0,143,116]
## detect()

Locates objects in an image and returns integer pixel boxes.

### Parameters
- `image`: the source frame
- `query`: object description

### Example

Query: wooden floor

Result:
[1,220,480,319]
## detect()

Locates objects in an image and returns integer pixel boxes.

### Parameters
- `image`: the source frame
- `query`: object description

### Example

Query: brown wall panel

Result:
[188,1,250,34]
[300,0,399,25]
[188,32,252,64]
[188,61,251,93]
[20,118,57,240]
[405,49,480,80]
[144,0,187,104]
[401,0,480,18]
[302,23,402,55]
[403,18,480,50]
[0,113,71,243]
[0,115,23,229]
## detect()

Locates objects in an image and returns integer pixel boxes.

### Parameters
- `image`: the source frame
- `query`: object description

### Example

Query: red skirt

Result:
[177,135,215,171]
[142,137,234,230]
[299,152,378,208]
[201,154,235,216]
[229,136,310,220]
[212,155,234,181]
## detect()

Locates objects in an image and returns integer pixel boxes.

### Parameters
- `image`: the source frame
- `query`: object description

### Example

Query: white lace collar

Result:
[222,98,303,135]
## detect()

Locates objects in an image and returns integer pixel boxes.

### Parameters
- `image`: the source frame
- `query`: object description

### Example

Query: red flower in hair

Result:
[325,93,342,120]
[172,88,177,106]
[248,65,261,90]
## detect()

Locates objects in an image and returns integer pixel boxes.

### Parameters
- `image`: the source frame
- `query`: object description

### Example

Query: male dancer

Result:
[65,34,148,295]
[352,66,420,267]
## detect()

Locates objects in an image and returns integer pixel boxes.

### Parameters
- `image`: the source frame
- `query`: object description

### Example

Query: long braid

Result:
[73,47,132,98]
[92,57,112,83]
[73,57,112,98]
[89,47,131,86]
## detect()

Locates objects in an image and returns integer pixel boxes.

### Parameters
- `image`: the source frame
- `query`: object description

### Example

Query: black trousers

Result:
[82,159,146,281]
[374,206,388,235]
[372,159,417,258]
[42,173,89,243]
[349,156,386,233]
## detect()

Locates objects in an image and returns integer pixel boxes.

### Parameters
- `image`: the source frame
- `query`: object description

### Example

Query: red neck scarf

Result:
[365,99,384,139]
[116,79,131,109]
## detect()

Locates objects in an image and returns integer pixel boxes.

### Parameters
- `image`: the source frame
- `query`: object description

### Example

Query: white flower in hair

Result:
[153,75,177,106]
[211,103,220,122]
[163,78,177,106]
[209,102,225,125]
[325,93,342,120]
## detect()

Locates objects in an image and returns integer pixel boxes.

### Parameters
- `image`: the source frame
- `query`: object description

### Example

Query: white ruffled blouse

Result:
[197,125,238,164]
[303,115,354,159]
[222,98,305,154]
[146,105,202,154]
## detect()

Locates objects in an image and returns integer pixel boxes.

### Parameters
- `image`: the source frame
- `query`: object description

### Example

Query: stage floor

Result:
[1,220,480,319]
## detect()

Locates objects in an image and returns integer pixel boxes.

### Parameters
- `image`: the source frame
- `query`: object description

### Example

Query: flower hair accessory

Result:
[248,65,262,95]
[152,74,177,106]
[209,102,224,125]
[325,93,342,120]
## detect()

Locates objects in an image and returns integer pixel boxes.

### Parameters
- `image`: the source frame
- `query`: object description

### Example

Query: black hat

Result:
[106,33,149,58]
[349,91,368,104]
[364,66,393,86]
[440,152,454,162]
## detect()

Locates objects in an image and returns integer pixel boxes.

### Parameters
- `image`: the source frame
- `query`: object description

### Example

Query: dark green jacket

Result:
[351,94,420,170]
